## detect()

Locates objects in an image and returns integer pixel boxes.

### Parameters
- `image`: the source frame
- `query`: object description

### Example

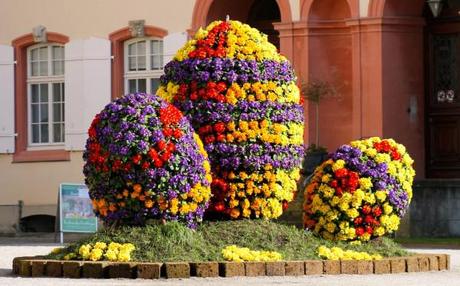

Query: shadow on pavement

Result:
[0,268,12,277]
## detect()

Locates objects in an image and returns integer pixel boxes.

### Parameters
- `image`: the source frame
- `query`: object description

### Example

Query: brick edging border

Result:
[12,254,450,279]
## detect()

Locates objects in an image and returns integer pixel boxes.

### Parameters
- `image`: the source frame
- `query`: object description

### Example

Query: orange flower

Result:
[145,200,154,208]
[230,208,240,218]
[97,199,106,209]
[133,184,142,193]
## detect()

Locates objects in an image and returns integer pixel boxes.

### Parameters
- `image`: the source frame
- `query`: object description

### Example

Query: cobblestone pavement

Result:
[0,245,458,286]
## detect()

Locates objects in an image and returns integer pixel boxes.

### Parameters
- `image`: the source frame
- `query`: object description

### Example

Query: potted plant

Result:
[301,79,340,176]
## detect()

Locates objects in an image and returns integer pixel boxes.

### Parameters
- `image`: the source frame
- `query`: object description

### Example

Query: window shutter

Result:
[163,32,188,65]
[65,38,111,151]
[0,45,15,154]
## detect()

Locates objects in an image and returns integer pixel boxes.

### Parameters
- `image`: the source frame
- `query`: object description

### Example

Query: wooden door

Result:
[426,8,460,178]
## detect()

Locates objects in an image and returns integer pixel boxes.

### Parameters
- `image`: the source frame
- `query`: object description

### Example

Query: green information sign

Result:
[59,183,97,233]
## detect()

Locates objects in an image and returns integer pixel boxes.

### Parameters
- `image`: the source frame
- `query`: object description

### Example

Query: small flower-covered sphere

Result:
[303,137,415,241]
[83,93,212,228]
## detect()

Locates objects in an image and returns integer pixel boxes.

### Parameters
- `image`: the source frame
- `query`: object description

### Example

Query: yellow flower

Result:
[94,242,107,250]
[346,208,359,219]
[89,248,103,261]
[222,245,282,262]
[78,244,92,260]
[317,246,381,260]
[358,178,373,190]
[375,190,387,202]
[104,249,118,261]
[332,159,346,171]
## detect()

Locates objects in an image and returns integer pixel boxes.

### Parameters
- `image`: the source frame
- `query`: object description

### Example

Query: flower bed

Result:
[303,137,415,241]
[83,93,212,227]
[157,20,304,219]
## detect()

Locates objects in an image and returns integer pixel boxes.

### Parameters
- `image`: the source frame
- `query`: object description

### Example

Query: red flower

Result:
[190,92,198,101]
[205,135,216,144]
[112,159,122,171]
[214,122,226,133]
[334,168,348,178]
[217,82,227,92]
[364,215,374,224]
[173,129,183,139]
[282,201,289,211]
[157,140,167,151]
[335,187,343,197]
[148,148,158,160]
[167,142,176,153]
[354,217,363,225]
[160,151,171,162]
[214,202,225,212]
[299,96,304,105]
[132,154,142,165]
[362,205,372,215]
[355,227,365,236]
[372,206,382,217]
[159,104,183,125]
[365,225,374,234]
[189,22,229,59]
[141,161,150,170]
[216,134,226,142]
[391,149,401,160]
[123,163,132,172]
[329,180,338,188]
[153,158,163,168]
[88,115,100,138]
[162,127,173,137]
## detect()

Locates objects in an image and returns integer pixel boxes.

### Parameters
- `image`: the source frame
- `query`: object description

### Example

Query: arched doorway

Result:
[191,0,292,49]
[247,0,281,48]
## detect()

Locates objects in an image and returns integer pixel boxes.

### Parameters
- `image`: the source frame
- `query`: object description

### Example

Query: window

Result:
[124,38,163,94]
[27,44,65,147]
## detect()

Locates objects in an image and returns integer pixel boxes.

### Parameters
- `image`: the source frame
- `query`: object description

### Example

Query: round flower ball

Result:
[303,137,415,241]
[157,20,304,220]
[83,93,212,228]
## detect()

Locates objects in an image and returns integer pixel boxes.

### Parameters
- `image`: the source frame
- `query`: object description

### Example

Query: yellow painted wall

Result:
[0,0,195,44]
[0,152,85,206]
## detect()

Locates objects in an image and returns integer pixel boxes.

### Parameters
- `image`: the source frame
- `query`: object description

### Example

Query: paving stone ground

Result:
[0,244,459,286]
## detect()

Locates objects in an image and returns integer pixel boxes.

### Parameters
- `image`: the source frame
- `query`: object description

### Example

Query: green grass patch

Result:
[47,220,409,262]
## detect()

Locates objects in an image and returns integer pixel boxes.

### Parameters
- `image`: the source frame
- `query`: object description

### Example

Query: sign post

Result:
[58,183,97,243]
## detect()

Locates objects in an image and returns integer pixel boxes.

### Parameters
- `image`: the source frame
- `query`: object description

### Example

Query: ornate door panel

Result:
[427,20,460,177]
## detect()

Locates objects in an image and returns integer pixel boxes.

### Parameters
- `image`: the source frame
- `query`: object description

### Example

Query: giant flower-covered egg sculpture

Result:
[83,93,212,228]
[157,20,304,219]
[303,137,415,241]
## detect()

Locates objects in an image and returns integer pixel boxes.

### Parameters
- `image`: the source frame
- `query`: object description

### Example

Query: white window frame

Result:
[27,43,65,149]
[123,37,163,95]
